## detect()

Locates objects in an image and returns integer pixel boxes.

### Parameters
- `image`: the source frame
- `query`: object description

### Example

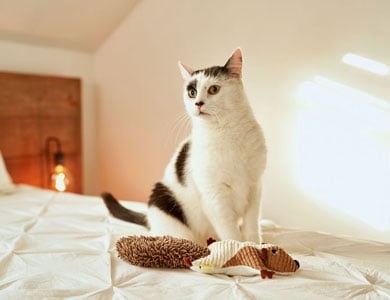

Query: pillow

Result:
[0,150,15,194]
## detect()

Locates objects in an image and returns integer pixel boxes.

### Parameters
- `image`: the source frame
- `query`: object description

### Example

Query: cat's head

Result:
[178,49,246,123]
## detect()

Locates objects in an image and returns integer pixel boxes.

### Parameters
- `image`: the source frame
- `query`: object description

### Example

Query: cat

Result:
[102,49,266,246]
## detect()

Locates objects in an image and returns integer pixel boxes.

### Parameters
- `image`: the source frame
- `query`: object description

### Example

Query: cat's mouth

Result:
[196,111,210,117]
[195,108,211,116]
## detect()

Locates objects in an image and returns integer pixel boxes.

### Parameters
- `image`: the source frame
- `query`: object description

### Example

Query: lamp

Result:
[45,137,72,192]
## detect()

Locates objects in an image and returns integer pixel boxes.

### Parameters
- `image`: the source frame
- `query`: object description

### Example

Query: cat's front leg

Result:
[202,189,243,241]
[209,209,242,241]
[241,186,262,243]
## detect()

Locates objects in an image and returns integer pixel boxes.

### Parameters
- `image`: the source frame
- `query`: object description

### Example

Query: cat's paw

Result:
[260,269,275,279]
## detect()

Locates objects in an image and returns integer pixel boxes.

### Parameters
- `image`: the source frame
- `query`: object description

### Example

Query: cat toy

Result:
[116,236,300,279]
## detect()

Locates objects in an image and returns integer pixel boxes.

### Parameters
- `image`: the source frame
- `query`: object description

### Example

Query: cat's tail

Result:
[101,192,148,227]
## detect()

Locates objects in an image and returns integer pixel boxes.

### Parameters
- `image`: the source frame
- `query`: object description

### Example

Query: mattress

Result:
[1,185,389,300]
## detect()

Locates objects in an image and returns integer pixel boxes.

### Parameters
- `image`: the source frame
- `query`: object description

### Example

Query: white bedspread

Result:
[1,185,389,299]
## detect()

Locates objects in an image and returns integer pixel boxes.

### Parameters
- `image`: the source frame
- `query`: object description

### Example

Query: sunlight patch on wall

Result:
[297,77,390,231]
[342,53,389,75]
[299,77,390,130]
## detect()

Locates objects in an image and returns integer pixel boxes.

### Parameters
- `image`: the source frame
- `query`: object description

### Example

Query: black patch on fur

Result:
[192,66,228,78]
[149,182,188,226]
[175,142,190,185]
[186,79,197,91]
[102,192,148,227]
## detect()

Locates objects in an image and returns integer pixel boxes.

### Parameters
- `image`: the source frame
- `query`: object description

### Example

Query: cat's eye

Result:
[208,85,220,95]
[271,249,278,254]
[188,88,197,98]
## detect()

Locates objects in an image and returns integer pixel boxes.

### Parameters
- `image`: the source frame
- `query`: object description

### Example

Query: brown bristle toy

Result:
[116,235,210,268]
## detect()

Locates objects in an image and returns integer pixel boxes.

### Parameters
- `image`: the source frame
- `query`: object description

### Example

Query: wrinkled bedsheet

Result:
[1,185,389,300]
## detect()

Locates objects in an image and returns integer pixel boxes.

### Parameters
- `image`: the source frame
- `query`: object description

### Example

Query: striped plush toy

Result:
[186,239,300,278]
[116,236,299,279]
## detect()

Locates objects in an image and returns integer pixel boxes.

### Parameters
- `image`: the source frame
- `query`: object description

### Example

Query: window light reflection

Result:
[342,53,389,76]
[298,78,390,130]
[297,77,390,231]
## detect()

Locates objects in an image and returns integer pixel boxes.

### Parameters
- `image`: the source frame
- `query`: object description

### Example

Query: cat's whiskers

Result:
[205,106,222,125]
[174,113,191,147]
[183,115,192,136]
[164,115,180,145]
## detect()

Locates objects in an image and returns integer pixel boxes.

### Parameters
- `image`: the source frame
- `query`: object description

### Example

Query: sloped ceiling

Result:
[0,0,138,52]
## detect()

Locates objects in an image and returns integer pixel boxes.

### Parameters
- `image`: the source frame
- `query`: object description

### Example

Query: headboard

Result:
[0,71,82,193]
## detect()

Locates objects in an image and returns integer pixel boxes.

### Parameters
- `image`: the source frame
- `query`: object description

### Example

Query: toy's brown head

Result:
[260,246,300,273]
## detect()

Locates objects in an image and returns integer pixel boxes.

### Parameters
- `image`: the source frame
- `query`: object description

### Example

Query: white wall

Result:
[95,0,390,242]
[0,40,97,195]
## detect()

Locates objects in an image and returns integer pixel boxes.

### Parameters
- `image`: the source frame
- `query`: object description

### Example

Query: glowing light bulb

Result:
[51,164,71,192]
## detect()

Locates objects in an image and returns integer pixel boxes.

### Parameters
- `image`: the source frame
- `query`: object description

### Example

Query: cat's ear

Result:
[178,61,194,80]
[224,48,242,79]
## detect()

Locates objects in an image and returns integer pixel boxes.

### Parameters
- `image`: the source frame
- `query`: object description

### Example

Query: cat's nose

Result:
[195,101,204,107]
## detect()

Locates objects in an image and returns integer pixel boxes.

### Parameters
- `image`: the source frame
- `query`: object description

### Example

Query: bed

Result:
[1,72,390,300]
[1,177,390,299]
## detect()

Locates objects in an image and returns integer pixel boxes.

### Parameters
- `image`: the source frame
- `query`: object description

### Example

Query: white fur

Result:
[147,50,266,246]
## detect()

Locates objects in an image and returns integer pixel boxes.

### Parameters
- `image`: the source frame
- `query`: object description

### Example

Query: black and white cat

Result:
[102,49,266,245]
